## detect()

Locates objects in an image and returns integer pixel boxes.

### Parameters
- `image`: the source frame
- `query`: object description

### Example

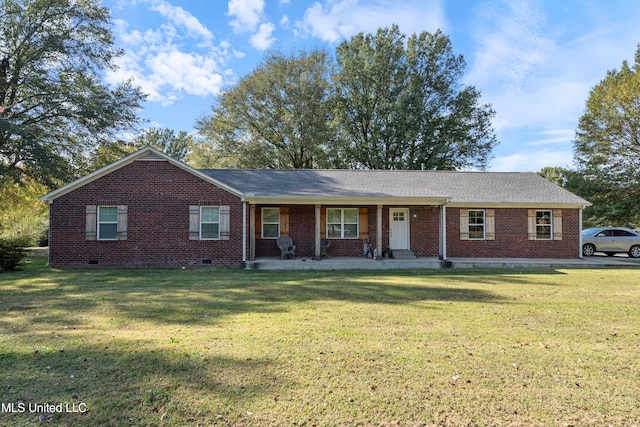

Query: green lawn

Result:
[1,257,639,426]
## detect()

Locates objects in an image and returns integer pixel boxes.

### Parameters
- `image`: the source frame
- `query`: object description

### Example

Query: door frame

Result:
[389,208,410,250]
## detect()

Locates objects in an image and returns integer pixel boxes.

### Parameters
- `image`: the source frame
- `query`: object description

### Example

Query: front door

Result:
[389,208,409,249]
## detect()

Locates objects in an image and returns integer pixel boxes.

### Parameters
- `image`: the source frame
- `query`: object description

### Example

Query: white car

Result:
[582,227,640,258]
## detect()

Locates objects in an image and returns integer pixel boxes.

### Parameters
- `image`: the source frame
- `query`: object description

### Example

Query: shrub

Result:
[0,238,30,272]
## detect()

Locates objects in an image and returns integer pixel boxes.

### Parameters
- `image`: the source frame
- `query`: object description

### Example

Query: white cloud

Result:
[296,0,446,43]
[250,22,276,50]
[228,0,265,34]
[107,7,231,105]
[148,0,214,43]
[467,0,555,93]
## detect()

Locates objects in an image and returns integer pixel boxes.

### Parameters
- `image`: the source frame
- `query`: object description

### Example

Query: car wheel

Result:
[629,245,640,258]
[583,244,596,257]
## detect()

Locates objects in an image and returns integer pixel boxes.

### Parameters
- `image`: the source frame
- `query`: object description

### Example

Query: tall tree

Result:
[0,0,145,185]
[333,25,497,170]
[573,44,640,227]
[196,50,337,169]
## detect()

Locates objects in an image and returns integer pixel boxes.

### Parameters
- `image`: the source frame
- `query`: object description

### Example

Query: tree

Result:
[573,44,640,228]
[196,50,337,169]
[0,0,145,185]
[333,25,497,170]
[131,128,192,161]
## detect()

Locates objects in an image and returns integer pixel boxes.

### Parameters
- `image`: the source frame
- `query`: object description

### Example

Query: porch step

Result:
[391,249,416,260]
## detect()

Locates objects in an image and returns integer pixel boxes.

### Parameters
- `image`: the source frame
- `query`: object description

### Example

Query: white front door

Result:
[389,208,409,249]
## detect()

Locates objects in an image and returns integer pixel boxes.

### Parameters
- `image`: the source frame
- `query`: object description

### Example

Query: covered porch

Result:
[244,199,449,263]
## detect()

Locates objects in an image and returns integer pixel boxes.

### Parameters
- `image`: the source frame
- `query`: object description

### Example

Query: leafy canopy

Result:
[573,44,640,227]
[0,0,145,185]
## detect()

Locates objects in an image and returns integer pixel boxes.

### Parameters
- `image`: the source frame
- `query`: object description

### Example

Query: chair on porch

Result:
[277,236,296,259]
[312,238,331,259]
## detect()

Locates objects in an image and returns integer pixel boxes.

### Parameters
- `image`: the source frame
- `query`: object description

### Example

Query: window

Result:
[262,208,280,238]
[536,210,552,239]
[200,206,220,239]
[327,208,358,238]
[98,206,118,240]
[469,210,485,239]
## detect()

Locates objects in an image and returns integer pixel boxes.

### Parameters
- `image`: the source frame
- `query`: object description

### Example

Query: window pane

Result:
[263,208,279,223]
[99,223,117,240]
[99,206,117,222]
[469,225,484,239]
[327,209,342,223]
[537,226,551,239]
[343,209,358,223]
[263,224,279,238]
[469,210,484,225]
[344,224,358,238]
[328,224,342,238]
[201,207,219,223]
[201,223,219,239]
[536,211,551,225]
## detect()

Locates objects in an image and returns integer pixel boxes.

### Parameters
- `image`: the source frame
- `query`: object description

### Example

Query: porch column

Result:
[315,204,321,260]
[376,205,383,260]
[440,203,447,260]
[249,204,256,261]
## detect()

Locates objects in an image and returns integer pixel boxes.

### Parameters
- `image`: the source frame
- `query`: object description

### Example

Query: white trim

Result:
[261,207,280,239]
[326,208,359,239]
[579,208,583,259]
[97,206,118,241]
[200,206,220,240]
[389,208,410,250]
[468,209,486,240]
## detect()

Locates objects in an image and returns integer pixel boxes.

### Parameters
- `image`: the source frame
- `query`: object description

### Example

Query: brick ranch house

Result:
[40,147,591,268]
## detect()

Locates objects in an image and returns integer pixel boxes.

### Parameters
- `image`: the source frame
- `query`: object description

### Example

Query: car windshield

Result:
[582,228,603,236]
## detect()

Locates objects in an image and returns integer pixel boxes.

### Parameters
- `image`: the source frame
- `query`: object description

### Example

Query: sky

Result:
[103,0,640,172]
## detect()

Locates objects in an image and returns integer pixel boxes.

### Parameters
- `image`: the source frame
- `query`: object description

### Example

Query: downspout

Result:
[441,201,447,261]
[242,200,247,263]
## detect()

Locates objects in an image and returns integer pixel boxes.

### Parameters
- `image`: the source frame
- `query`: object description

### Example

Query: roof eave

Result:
[243,195,451,205]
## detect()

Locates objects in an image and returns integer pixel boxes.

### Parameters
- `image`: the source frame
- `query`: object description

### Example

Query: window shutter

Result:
[459,209,469,240]
[528,209,537,240]
[189,205,200,240]
[280,207,289,237]
[486,209,495,240]
[117,205,128,240]
[219,205,230,240]
[358,207,369,240]
[86,205,97,241]
[553,210,562,240]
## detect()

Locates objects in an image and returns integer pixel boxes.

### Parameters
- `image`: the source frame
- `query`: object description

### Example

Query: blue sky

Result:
[103,0,640,171]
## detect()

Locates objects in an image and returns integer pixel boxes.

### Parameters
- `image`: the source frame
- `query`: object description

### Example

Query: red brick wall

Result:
[446,207,580,258]
[49,160,245,268]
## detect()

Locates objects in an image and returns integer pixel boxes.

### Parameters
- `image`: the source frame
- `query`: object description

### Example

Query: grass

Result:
[1,257,639,426]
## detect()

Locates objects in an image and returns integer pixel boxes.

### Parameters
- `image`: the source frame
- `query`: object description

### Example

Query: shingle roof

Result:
[202,169,590,207]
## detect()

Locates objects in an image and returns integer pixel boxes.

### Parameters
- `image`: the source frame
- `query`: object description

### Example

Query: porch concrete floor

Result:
[244,255,640,271]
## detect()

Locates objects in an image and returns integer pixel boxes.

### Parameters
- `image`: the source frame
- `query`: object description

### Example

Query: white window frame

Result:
[468,209,485,240]
[536,210,552,240]
[261,208,280,239]
[200,206,220,240]
[97,206,118,241]
[327,208,359,239]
